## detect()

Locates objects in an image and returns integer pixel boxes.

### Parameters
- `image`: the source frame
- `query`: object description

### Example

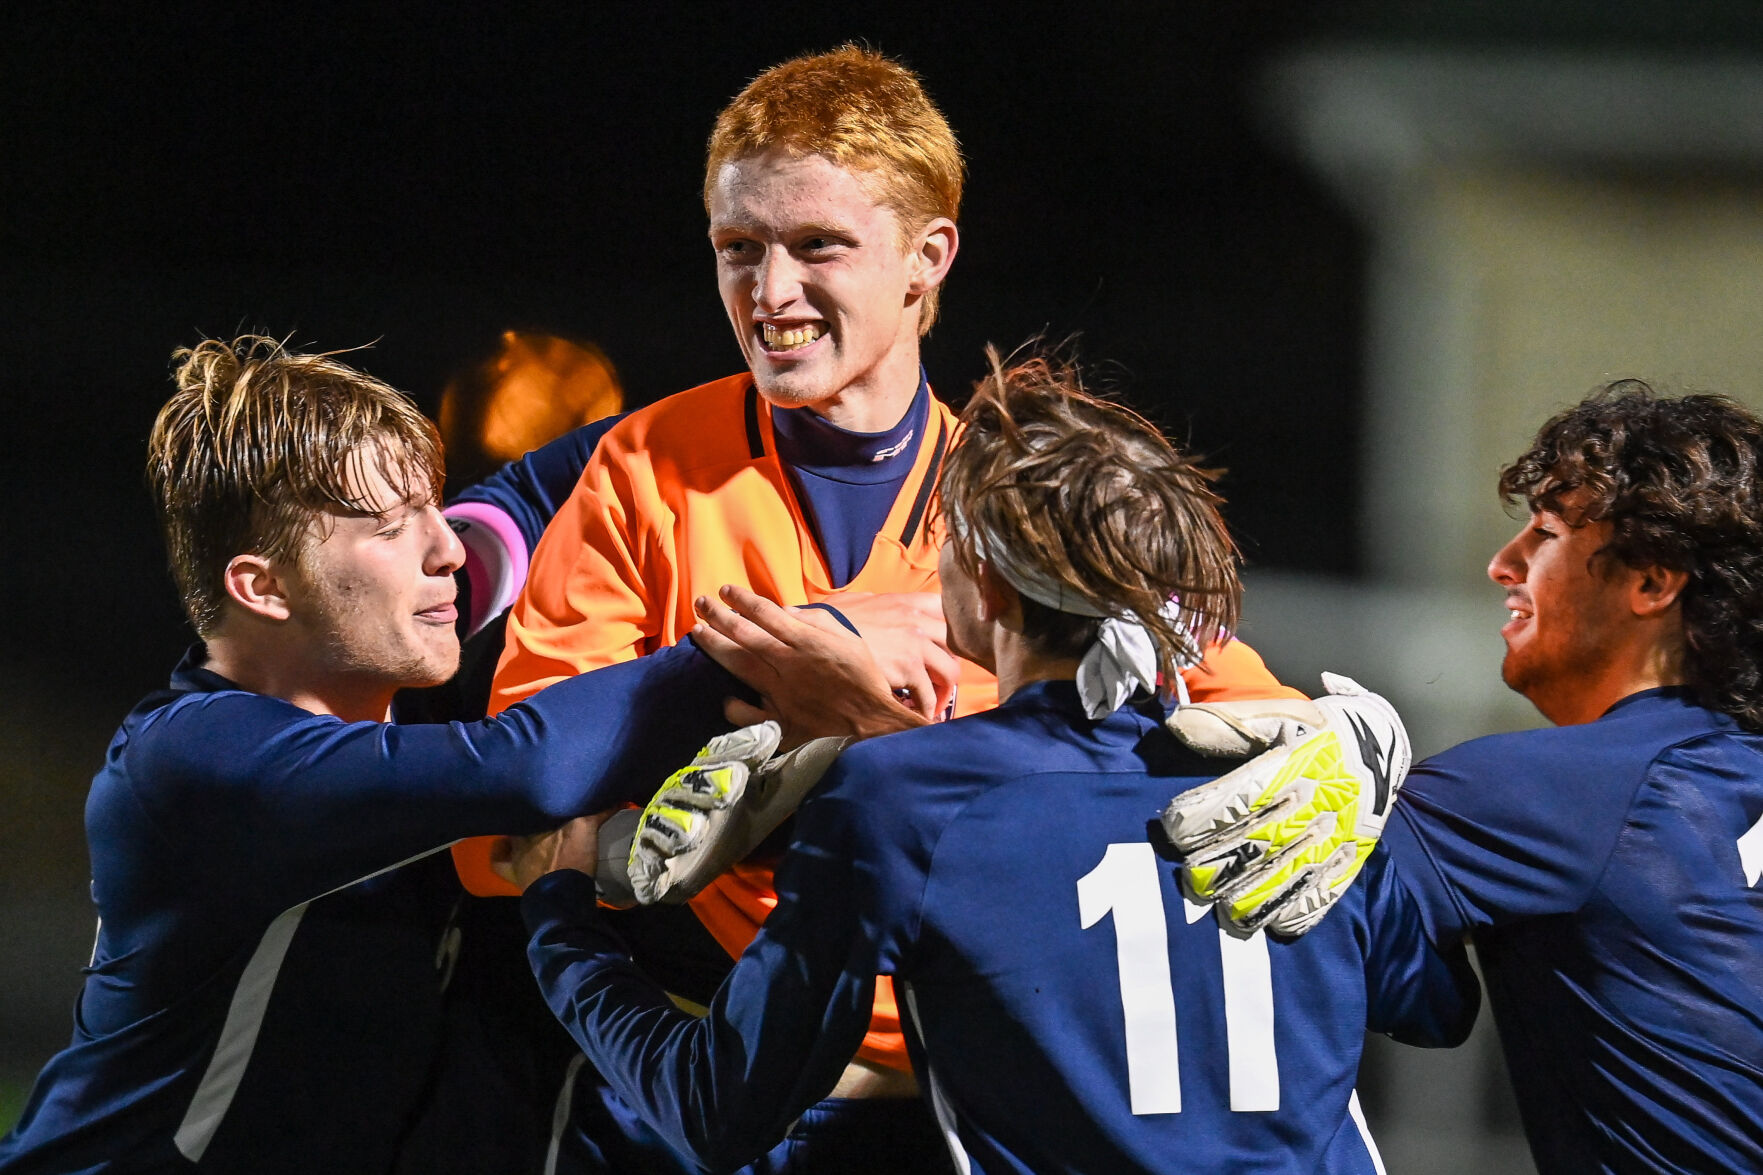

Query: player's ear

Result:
[1629,563,1688,618]
[222,553,294,622]
[906,217,958,296]
[973,561,1018,628]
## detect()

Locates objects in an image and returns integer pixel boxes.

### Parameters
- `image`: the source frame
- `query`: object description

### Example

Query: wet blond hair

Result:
[147,335,443,635]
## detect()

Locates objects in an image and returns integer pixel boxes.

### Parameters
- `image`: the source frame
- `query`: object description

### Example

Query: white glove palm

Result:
[1160,673,1410,937]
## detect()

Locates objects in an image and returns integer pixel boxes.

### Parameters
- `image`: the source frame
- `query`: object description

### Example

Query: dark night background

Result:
[3,2,1374,730]
[9,0,1763,1142]
[18,0,1763,721]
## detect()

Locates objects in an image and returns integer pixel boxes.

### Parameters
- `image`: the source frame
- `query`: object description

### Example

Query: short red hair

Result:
[705,45,964,332]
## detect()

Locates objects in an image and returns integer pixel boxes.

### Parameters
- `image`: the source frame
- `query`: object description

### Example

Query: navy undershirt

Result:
[768,372,930,588]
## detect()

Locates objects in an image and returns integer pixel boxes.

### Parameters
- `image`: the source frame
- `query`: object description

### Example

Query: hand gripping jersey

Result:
[459,372,1305,1072]
[0,642,732,1173]
[1386,687,1763,1173]
[520,681,1478,1175]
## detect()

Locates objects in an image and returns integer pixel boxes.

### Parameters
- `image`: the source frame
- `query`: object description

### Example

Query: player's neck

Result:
[204,634,395,723]
[993,636,1083,706]
[807,349,922,434]
[1534,631,1687,726]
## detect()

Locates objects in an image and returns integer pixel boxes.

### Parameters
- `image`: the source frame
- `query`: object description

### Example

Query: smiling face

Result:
[709,150,952,423]
[284,447,464,703]
[1487,494,1641,725]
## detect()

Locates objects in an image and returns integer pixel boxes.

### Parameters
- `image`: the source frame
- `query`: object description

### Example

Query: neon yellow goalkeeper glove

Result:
[628,722,850,905]
[1161,673,1410,937]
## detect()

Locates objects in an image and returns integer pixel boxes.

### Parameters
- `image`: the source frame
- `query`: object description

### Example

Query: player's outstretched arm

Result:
[692,584,928,741]
[137,639,734,914]
[1161,673,1412,937]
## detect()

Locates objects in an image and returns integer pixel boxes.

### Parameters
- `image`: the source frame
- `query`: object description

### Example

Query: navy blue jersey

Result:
[0,640,732,1174]
[1387,687,1763,1173]
[523,681,1477,1175]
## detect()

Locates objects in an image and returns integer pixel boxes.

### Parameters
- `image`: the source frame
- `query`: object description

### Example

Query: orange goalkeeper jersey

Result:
[461,372,1302,1071]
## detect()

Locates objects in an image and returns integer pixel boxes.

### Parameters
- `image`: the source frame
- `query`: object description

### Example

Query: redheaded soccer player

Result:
[454,45,1307,1168]
[0,336,900,1174]
[497,352,1478,1175]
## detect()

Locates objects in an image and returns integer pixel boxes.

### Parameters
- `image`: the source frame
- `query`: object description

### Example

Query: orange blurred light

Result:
[440,330,624,468]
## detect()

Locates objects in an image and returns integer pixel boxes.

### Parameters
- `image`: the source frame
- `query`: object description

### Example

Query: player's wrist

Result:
[848,692,929,739]
[520,866,600,921]
[593,808,641,908]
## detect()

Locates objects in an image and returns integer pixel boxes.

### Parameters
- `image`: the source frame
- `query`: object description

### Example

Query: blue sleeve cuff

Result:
[521,868,606,937]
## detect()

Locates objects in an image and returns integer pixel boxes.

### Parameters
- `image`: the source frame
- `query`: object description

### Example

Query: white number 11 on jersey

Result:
[1079,841,1280,1115]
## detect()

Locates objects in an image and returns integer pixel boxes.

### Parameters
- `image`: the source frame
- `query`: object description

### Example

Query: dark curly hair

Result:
[1498,380,1763,730]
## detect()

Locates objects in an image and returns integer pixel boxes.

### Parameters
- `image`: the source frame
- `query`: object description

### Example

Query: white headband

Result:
[950,506,1202,718]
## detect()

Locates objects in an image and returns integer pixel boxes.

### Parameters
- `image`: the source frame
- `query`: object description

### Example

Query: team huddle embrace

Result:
[4,45,1760,1175]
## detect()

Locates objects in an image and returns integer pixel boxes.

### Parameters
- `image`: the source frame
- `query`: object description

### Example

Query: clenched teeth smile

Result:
[762,322,826,350]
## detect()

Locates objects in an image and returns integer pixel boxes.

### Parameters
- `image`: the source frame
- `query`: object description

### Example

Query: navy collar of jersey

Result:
[1000,677,1080,709]
[768,370,930,484]
[170,643,241,696]
[1600,685,1703,720]
[1000,676,1165,723]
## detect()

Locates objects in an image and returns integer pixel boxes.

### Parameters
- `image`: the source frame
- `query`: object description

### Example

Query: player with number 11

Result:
[495,350,1478,1175]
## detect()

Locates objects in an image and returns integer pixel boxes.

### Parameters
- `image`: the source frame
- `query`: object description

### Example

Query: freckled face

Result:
[709,150,927,412]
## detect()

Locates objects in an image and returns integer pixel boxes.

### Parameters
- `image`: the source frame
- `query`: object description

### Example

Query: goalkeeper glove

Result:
[1160,673,1410,937]
[628,723,849,905]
